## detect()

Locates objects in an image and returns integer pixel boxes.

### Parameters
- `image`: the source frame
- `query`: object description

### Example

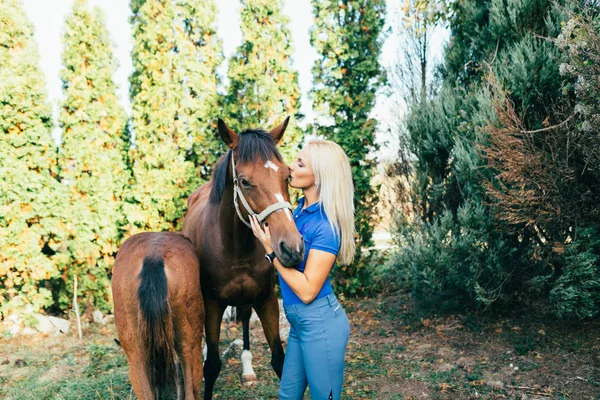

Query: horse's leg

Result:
[203,298,226,400]
[254,291,285,379]
[180,341,203,400]
[175,360,183,400]
[180,294,204,400]
[237,304,257,386]
[127,350,155,400]
[117,310,155,399]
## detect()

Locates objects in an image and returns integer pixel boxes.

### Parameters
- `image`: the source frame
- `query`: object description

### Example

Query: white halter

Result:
[231,154,293,229]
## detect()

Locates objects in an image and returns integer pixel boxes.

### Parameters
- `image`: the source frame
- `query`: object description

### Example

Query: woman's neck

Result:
[302,186,319,209]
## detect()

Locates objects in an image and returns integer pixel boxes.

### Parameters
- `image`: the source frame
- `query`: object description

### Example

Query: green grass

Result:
[0,342,131,400]
[2,295,600,399]
[0,327,403,399]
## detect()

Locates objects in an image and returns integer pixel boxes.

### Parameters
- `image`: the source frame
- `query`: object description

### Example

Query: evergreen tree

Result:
[479,5,600,317]
[224,0,302,162]
[57,0,129,312]
[397,0,570,310]
[175,0,224,180]
[410,0,566,223]
[0,0,68,316]
[389,0,600,317]
[310,0,386,294]
[126,0,223,233]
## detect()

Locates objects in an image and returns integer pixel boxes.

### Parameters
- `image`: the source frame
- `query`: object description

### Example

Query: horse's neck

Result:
[218,187,258,260]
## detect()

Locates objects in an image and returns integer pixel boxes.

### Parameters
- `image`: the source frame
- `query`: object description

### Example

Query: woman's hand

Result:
[249,215,274,254]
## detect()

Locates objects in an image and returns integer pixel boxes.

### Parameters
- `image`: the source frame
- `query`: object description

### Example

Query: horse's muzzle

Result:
[277,237,304,267]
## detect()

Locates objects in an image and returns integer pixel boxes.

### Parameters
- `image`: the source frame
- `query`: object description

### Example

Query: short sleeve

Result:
[309,220,340,256]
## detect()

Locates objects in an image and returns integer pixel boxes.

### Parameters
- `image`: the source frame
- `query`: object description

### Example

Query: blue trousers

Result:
[280,294,351,400]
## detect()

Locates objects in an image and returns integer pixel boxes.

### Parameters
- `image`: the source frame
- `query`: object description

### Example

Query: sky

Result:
[21,0,448,161]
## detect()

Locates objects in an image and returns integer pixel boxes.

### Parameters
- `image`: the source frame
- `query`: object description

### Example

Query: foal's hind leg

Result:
[254,291,285,379]
[117,317,155,399]
[238,304,257,386]
[203,298,226,400]
[126,350,155,400]
[179,294,204,400]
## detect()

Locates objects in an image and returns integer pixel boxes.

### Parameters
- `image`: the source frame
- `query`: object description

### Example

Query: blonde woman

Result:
[250,140,354,400]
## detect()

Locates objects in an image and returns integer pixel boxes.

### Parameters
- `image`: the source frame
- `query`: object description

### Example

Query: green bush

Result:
[549,229,600,319]
[386,201,518,311]
[386,0,600,319]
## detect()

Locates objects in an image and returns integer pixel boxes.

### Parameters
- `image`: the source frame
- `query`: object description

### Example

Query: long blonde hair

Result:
[304,140,355,265]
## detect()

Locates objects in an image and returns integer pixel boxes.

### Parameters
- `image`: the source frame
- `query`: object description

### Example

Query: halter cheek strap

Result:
[231,154,293,229]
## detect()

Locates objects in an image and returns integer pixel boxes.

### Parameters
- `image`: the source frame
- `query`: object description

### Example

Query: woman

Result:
[249,139,354,400]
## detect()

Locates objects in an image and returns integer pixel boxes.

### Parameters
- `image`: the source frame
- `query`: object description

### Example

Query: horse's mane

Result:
[209,129,283,204]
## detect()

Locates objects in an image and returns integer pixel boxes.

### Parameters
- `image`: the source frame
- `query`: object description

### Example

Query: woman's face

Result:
[288,147,315,190]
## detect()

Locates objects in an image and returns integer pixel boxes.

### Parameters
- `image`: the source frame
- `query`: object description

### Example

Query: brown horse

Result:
[112,232,204,399]
[182,118,304,400]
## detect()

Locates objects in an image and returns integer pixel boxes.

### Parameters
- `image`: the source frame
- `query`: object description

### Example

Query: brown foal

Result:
[182,118,304,400]
[112,232,204,399]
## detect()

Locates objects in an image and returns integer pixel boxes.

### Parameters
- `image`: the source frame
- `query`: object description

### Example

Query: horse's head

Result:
[217,118,304,266]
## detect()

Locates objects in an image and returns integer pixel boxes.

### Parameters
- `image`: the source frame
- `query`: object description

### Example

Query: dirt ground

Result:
[1,293,599,399]
[346,294,600,399]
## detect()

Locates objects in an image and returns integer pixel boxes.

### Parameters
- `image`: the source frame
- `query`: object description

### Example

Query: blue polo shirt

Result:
[279,197,340,305]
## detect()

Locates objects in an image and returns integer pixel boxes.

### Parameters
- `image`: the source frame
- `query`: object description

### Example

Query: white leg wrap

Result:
[241,350,255,377]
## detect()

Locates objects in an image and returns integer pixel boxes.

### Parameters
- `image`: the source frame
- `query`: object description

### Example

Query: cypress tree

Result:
[57,0,129,312]
[310,0,386,294]
[175,0,224,180]
[224,0,302,162]
[126,0,223,233]
[0,0,68,316]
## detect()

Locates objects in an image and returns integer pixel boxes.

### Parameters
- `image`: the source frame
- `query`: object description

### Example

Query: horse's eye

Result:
[239,178,252,188]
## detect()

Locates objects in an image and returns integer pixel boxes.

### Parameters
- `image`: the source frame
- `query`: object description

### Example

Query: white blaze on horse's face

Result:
[275,192,293,221]
[264,160,279,172]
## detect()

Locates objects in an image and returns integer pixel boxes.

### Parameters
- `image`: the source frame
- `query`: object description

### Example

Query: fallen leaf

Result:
[438,382,454,392]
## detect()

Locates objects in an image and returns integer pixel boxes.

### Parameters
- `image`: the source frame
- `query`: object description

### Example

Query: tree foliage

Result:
[224,0,302,162]
[0,0,68,317]
[388,0,600,317]
[480,7,600,317]
[311,0,386,295]
[126,0,223,233]
[57,0,129,312]
[177,0,225,180]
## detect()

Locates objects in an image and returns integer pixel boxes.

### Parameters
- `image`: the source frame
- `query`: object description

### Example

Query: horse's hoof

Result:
[242,374,258,386]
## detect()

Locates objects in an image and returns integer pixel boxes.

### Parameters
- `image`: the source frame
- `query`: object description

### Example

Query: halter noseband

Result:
[231,154,293,229]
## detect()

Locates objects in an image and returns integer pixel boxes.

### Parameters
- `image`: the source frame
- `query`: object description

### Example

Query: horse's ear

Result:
[217,119,238,149]
[268,116,290,145]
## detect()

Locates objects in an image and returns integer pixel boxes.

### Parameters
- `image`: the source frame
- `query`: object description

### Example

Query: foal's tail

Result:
[137,256,176,394]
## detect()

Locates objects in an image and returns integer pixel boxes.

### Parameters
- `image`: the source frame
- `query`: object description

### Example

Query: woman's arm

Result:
[249,216,336,304]
[272,249,336,304]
